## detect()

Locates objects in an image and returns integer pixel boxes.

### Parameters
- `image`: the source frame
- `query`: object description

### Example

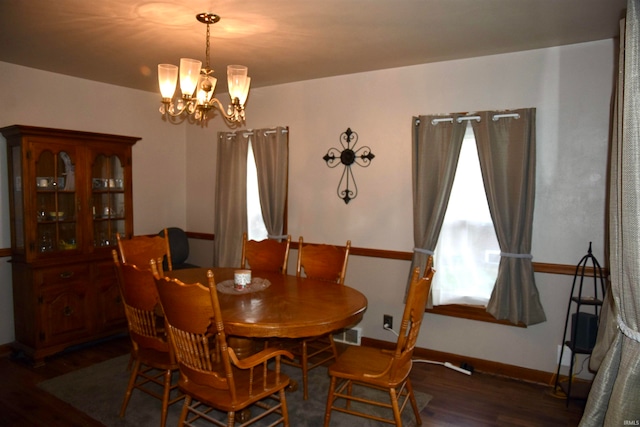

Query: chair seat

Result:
[178,364,290,412]
[328,346,412,388]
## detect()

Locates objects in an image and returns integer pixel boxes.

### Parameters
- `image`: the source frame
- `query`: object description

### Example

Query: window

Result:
[246,141,268,241]
[431,123,500,306]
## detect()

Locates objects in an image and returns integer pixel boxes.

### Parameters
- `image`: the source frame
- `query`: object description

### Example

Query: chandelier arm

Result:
[207,98,236,120]
[161,101,190,118]
[161,97,242,123]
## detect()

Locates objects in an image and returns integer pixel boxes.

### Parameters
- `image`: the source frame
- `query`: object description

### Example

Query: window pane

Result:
[247,141,268,241]
[432,123,500,306]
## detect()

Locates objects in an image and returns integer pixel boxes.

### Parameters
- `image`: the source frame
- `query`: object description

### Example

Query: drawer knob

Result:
[63,306,73,316]
[60,271,74,279]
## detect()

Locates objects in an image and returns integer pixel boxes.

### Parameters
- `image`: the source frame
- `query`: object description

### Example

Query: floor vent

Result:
[333,327,362,345]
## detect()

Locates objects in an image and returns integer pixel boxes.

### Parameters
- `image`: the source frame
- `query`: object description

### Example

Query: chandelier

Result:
[158,12,251,124]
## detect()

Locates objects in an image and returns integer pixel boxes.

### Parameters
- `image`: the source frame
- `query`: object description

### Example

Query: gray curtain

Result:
[252,127,289,240]
[472,109,546,325]
[581,2,640,423]
[213,131,249,267]
[409,114,465,283]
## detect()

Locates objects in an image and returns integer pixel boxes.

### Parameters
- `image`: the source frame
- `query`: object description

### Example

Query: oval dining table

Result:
[166,267,368,344]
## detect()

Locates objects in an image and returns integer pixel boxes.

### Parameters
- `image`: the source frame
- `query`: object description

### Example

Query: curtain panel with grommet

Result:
[213,131,249,267]
[252,126,289,241]
[409,114,466,307]
[471,109,545,325]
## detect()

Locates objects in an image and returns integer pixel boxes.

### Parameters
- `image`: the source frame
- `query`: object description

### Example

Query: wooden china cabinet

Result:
[1,125,140,365]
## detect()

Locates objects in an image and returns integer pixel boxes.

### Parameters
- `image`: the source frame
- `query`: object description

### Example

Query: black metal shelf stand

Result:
[554,242,606,405]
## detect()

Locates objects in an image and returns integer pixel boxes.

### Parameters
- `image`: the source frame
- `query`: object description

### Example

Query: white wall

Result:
[0,62,189,344]
[186,40,614,375]
[0,38,614,377]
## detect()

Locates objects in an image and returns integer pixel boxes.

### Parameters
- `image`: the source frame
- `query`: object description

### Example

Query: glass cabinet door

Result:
[91,154,126,248]
[35,149,78,255]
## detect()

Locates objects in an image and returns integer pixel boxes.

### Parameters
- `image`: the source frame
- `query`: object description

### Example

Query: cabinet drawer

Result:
[36,265,90,287]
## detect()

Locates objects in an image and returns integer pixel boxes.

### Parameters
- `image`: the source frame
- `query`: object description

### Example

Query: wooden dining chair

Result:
[241,232,291,274]
[112,251,181,427]
[116,229,173,271]
[323,259,435,427]
[296,237,351,284]
[284,237,351,399]
[151,260,294,427]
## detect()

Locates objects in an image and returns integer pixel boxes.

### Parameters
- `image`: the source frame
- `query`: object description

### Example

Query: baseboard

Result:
[361,337,555,386]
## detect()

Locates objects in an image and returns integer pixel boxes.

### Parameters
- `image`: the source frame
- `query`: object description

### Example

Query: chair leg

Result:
[160,368,172,427]
[329,334,338,358]
[324,376,337,427]
[346,380,353,410]
[389,387,402,426]
[178,395,191,427]
[126,351,134,371]
[406,378,422,425]
[280,388,290,427]
[120,358,141,417]
[227,411,236,427]
[301,340,309,400]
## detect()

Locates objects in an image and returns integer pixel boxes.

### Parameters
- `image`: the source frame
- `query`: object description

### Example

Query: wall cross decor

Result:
[323,128,375,204]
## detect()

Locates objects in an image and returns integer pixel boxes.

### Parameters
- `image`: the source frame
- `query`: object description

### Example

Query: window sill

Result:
[426,304,526,328]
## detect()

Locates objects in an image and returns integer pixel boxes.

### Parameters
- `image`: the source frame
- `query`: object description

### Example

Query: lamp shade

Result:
[158,64,178,99]
[237,77,251,105]
[179,58,202,97]
[227,65,250,104]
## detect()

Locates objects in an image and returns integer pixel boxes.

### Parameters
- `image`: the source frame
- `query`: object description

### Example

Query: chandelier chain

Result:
[205,21,211,71]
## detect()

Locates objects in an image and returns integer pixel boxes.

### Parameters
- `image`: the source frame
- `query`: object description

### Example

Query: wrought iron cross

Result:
[323,128,375,204]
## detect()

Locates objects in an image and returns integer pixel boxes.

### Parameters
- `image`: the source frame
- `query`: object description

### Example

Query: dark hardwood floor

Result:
[0,335,585,426]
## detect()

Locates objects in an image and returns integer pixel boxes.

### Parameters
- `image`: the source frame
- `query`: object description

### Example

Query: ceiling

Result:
[0,0,627,94]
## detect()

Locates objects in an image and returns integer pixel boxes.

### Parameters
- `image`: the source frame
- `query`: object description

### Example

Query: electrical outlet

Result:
[557,344,572,366]
[383,314,393,330]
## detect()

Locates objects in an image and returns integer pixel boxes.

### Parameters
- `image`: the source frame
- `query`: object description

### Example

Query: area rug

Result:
[38,354,431,426]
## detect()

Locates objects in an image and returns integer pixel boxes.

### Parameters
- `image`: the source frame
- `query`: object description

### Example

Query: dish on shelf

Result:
[49,211,65,220]
[36,177,50,188]
[37,177,65,190]
[93,214,119,219]
[59,240,77,250]
[92,178,123,190]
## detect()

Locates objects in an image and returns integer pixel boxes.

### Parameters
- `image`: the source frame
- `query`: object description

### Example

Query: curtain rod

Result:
[226,128,288,139]
[419,112,521,126]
